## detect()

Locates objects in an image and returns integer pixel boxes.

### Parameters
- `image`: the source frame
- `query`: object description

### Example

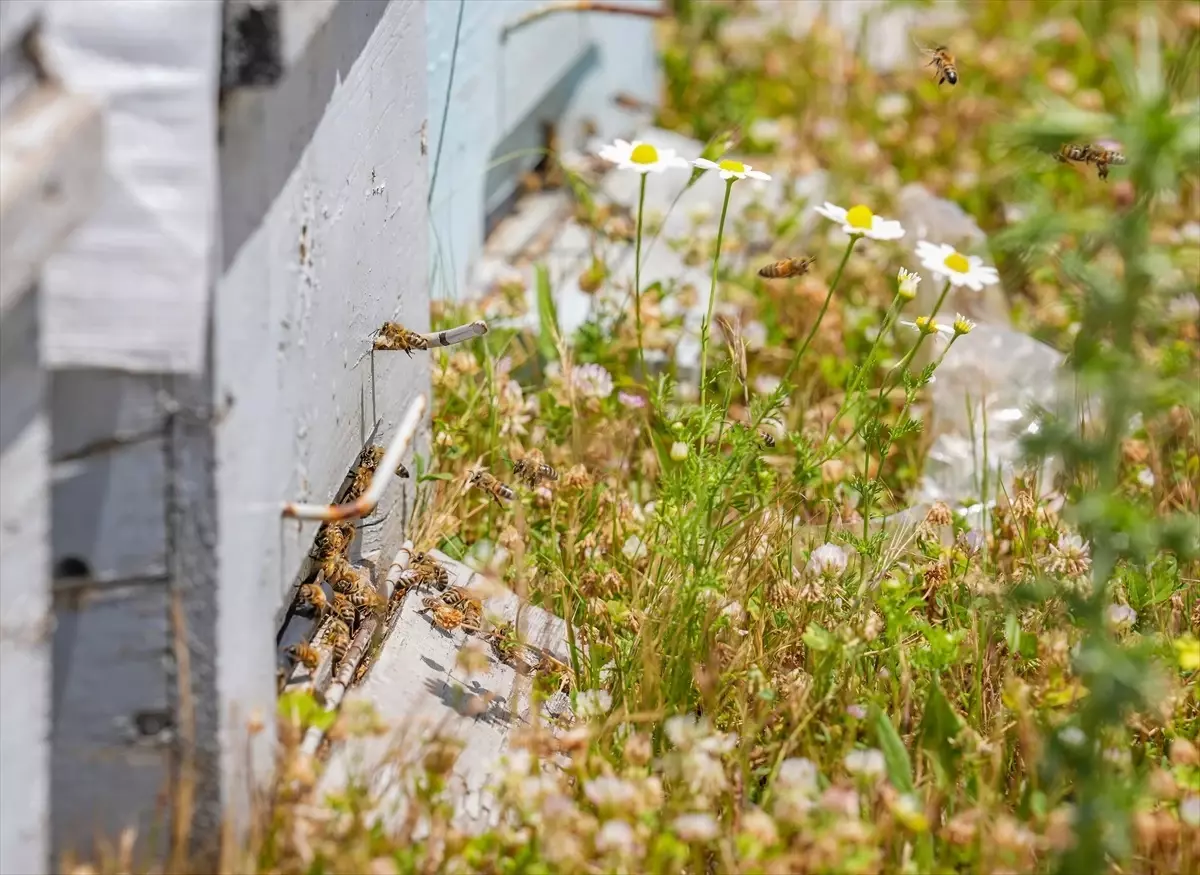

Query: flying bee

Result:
[511,448,558,487]
[1055,143,1127,180]
[286,643,320,671]
[1088,146,1127,180]
[373,322,429,356]
[420,596,467,632]
[331,593,357,628]
[294,582,328,619]
[468,468,515,506]
[486,620,520,661]
[321,618,352,665]
[914,39,958,86]
[395,462,410,478]
[757,255,814,279]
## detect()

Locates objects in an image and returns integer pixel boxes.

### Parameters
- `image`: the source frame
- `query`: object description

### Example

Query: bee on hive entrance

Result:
[757,256,814,279]
[321,618,352,666]
[286,643,320,671]
[373,322,429,356]
[294,582,328,619]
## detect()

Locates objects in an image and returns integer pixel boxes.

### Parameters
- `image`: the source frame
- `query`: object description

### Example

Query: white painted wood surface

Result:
[426,0,660,299]
[0,288,52,875]
[319,550,573,834]
[212,0,429,837]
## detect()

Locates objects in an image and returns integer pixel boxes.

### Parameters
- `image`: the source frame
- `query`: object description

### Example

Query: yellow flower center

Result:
[915,316,938,334]
[943,251,970,274]
[718,159,745,174]
[630,143,659,164]
[845,205,874,230]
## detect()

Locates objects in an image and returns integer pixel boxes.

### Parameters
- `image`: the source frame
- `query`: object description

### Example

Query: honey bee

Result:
[331,593,357,628]
[286,642,320,671]
[437,586,483,632]
[757,256,814,279]
[373,322,429,356]
[321,618,352,665]
[312,521,354,560]
[403,555,451,591]
[612,91,654,113]
[1056,143,1127,180]
[346,445,385,498]
[322,555,362,594]
[511,448,558,487]
[294,582,328,618]
[420,596,466,632]
[915,40,958,86]
[468,468,515,506]
[485,620,521,661]
[395,462,410,478]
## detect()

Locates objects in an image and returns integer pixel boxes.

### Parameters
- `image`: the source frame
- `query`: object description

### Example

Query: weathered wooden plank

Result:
[318,551,573,834]
[50,438,168,584]
[209,0,430,849]
[0,82,103,314]
[50,582,172,868]
[0,285,51,875]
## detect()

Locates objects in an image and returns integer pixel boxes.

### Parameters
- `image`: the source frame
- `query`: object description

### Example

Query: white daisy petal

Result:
[691,158,721,171]
[597,139,691,175]
[746,169,772,181]
[815,201,906,241]
[916,239,1000,290]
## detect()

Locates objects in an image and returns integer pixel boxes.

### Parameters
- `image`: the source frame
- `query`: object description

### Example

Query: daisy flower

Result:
[814,202,905,240]
[900,316,955,340]
[692,156,772,182]
[897,267,921,301]
[916,240,1000,291]
[598,139,689,174]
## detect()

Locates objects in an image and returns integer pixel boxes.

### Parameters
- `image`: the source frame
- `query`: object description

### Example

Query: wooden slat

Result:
[0,82,102,313]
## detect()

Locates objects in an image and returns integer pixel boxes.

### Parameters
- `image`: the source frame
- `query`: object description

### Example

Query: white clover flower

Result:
[915,240,1000,291]
[595,819,637,855]
[672,812,720,842]
[740,808,779,845]
[684,750,728,798]
[844,747,887,779]
[1045,532,1092,578]
[692,156,772,182]
[805,542,848,580]
[897,267,921,301]
[846,704,868,720]
[1137,467,1155,488]
[665,714,713,749]
[622,535,647,561]
[900,316,955,340]
[617,390,646,409]
[572,363,614,399]
[1181,795,1200,827]
[1106,603,1138,630]
[598,139,690,174]
[820,785,861,818]
[777,758,820,796]
[814,202,905,241]
[584,776,639,809]
[670,441,689,461]
[1059,726,1087,748]
[576,689,613,719]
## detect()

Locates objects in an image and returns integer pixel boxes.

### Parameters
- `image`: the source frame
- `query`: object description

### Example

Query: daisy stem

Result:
[779,236,858,392]
[699,178,735,409]
[821,290,905,446]
[634,173,647,377]
[822,279,953,463]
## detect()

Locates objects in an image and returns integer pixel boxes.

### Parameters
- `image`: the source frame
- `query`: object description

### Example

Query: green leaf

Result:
[418,472,458,483]
[802,623,837,653]
[919,677,963,787]
[871,706,915,794]
[535,263,560,362]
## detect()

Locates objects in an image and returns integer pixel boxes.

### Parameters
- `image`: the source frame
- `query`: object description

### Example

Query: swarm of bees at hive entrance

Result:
[401,551,452,591]
[419,585,484,634]
[1055,143,1128,181]
[468,468,515,506]
[757,255,814,280]
[346,443,408,500]
[510,448,558,487]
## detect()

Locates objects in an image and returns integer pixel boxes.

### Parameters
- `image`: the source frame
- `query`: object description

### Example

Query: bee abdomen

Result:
[497,484,515,500]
